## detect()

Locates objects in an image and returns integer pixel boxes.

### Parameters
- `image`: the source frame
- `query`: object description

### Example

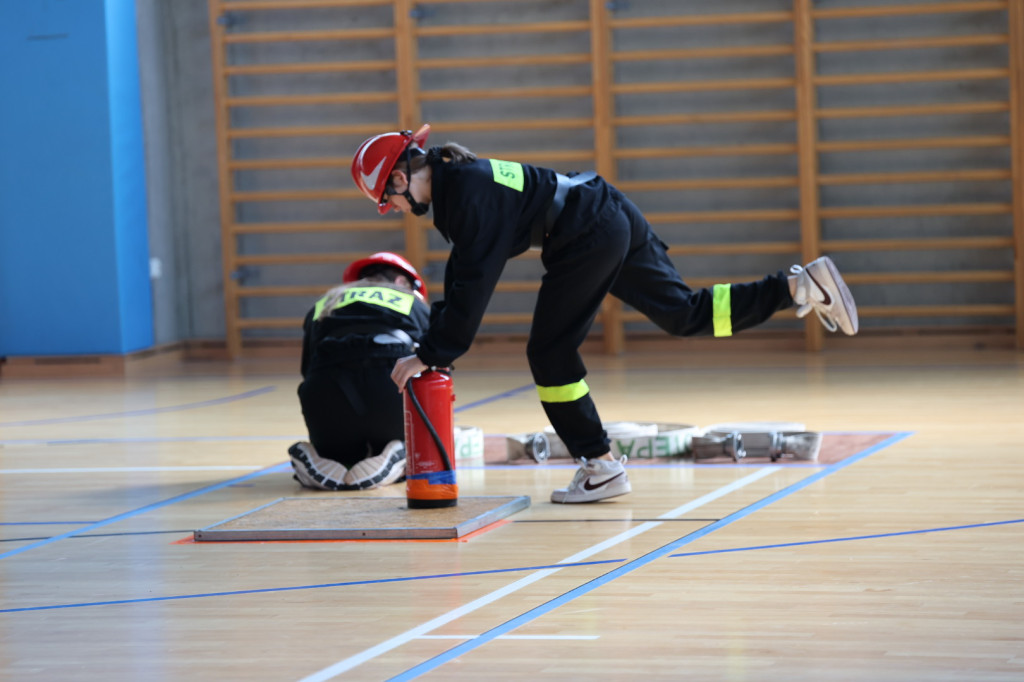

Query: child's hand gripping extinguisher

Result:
[404,369,458,508]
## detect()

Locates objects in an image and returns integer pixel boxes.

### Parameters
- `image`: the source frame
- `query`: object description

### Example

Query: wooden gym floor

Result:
[1,346,1022,681]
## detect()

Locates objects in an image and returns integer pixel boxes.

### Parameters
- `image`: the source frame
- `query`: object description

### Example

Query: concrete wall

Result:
[137,0,224,343]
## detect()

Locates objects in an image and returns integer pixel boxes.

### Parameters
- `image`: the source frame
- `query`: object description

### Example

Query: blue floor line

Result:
[454,384,534,413]
[670,517,1024,558]
[12,432,1012,626]
[1,435,303,446]
[0,521,98,526]
[0,559,626,613]
[388,431,914,681]
[9,498,1014,617]
[0,381,532,559]
[0,386,277,427]
[0,464,289,562]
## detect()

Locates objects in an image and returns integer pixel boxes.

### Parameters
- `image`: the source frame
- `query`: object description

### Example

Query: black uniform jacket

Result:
[301,281,430,378]
[415,155,616,368]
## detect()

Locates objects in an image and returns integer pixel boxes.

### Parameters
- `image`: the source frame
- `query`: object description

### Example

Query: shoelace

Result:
[789,264,838,333]
[566,457,610,491]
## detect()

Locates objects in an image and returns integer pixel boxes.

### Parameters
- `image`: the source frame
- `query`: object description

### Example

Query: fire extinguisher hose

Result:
[406,374,453,471]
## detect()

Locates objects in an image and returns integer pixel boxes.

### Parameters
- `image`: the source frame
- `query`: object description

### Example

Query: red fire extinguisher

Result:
[403,369,458,508]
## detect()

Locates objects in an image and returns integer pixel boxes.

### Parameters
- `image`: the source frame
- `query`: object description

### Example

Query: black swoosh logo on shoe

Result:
[583,472,624,491]
[805,271,833,306]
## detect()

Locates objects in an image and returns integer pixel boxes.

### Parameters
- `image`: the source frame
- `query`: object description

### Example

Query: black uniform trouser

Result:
[527,187,794,459]
[297,357,404,469]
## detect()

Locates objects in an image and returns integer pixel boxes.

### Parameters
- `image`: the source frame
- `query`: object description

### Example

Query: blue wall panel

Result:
[0,0,152,356]
[106,0,153,353]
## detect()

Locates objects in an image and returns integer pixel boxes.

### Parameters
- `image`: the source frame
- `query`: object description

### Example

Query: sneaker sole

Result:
[817,257,859,335]
[288,442,357,491]
[347,448,406,489]
[288,443,322,489]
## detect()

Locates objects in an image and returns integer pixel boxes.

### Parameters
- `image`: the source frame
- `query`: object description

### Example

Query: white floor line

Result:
[417,635,600,640]
[0,466,264,474]
[299,466,780,682]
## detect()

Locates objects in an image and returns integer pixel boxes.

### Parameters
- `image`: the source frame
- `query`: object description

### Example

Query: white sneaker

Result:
[288,441,354,491]
[551,456,632,504]
[790,255,859,335]
[344,440,407,489]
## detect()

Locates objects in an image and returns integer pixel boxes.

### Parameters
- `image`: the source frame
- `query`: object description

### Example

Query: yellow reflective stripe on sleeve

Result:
[313,295,329,321]
[536,379,590,403]
[329,287,415,315]
[712,283,733,338]
[489,159,524,192]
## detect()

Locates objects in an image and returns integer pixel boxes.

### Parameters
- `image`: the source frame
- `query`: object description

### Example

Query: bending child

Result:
[351,125,858,503]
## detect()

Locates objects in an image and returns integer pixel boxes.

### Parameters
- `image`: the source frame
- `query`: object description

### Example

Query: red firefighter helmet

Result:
[343,251,428,301]
[351,124,431,215]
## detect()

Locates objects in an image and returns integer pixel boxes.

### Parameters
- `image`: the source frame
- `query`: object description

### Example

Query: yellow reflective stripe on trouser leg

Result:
[712,283,733,337]
[536,379,590,403]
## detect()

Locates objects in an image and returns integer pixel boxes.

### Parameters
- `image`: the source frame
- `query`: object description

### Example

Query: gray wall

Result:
[138,0,223,343]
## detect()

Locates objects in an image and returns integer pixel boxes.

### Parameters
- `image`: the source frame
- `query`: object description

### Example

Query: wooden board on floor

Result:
[193,495,531,542]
